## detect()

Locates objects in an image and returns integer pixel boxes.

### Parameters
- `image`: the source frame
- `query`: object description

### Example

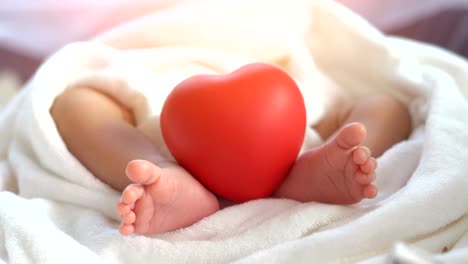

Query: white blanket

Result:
[1,0,468,263]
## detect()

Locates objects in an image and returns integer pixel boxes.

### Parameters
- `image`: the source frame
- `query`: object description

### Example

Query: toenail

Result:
[353,150,367,164]
[361,147,370,156]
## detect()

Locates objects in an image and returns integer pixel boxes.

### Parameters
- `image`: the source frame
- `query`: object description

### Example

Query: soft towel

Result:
[1,0,468,263]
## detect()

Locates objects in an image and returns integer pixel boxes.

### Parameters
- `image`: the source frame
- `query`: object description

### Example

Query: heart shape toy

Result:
[161,63,306,202]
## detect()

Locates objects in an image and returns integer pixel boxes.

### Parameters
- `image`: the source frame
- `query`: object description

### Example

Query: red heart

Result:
[161,63,306,202]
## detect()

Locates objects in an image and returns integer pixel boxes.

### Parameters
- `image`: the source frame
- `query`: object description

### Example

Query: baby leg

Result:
[315,95,412,157]
[275,95,411,204]
[51,87,219,235]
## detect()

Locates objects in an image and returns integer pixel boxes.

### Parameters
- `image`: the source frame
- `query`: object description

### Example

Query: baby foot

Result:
[116,160,219,235]
[274,123,378,204]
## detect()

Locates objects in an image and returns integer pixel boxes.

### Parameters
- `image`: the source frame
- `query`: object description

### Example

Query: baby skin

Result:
[51,87,411,236]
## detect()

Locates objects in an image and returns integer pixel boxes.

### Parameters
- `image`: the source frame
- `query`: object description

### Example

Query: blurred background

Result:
[1,0,468,107]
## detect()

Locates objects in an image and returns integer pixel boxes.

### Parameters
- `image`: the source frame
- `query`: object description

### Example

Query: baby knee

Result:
[368,95,408,114]
[368,94,412,130]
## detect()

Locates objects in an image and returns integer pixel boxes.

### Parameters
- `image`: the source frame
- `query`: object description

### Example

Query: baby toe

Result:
[119,223,135,236]
[116,202,131,215]
[126,160,161,185]
[362,185,378,199]
[122,184,144,204]
[352,146,371,165]
[122,211,137,225]
[360,157,377,174]
[355,171,375,185]
[334,123,367,150]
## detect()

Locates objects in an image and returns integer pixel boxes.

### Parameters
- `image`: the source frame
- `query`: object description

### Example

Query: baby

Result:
[50,75,411,236]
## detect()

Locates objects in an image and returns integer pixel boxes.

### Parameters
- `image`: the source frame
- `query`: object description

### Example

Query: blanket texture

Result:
[1,0,468,263]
